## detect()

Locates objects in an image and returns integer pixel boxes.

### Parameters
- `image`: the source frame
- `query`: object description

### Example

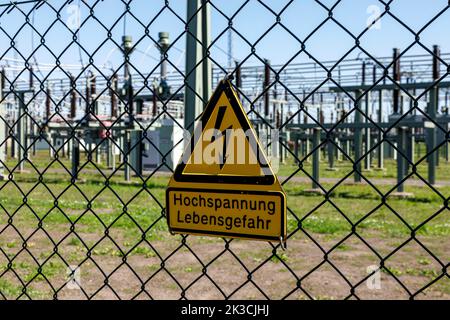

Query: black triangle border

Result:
[174,80,275,185]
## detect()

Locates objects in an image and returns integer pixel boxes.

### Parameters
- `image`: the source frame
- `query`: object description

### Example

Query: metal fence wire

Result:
[0,0,448,300]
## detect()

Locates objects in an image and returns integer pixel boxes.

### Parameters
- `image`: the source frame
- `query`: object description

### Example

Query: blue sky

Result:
[0,0,448,79]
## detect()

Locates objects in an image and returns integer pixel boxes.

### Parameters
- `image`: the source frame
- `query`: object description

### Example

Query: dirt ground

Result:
[0,227,448,300]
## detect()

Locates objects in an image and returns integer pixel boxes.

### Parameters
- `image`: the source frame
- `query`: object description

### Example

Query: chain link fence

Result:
[0,0,448,300]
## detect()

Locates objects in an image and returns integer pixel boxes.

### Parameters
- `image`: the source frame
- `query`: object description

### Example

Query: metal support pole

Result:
[111,73,118,118]
[318,108,323,161]
[364,92,371,170]
[68,138,72,159]
[354,90,363,183]
[201,0,211,105]
[4,122,7,161]
[312,128,320,189]
[377,89,384,169]
[158,32,169,82]
[96,146,101,165]
[329,141,335,170]
[304,107,310,163]
[304,137,309,160]
[264,59,270,118]
[345,135,350,160]
[119,133,124,164]
[393,142,397,160]
[185,0,204,132]
[433,45,440,168]
[336,105,343,162]
[152,83,158,117]
[85,75,90,121]
[18,92,25,171]
[71,136,80,180]
[446,92,450,162]
[127,74,134,126]
[136,99,143,115]
[393,48,401,114]
[46,84,51,123]
[397,127,406,193]
[336,136,342,162]
[361,61,371,171]
[11,118,16,158]
[428,95,437,185]
[62,136,66,158]
[31,122,36,157]
[124,130,131,181]
[90,72,97,116]
[426,45,440,185]
[70,74,77,119]
[107,138,115,170]
[24,107,29,161]
[130,130,143,177]
[408,128,415,172]
[418,140,421,160]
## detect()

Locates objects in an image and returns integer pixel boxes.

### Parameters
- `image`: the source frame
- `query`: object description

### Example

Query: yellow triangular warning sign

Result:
[174,80,274,184]
[166,80,286,243]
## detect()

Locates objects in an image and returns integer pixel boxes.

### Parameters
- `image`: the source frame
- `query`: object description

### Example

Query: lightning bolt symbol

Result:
[211,106,232,170]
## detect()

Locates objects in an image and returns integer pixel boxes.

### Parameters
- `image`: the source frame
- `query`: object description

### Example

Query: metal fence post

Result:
[264,59,270,118]
[185,0,204,133]
[428,94,437,185]
[364,91,371,171]
[354,90,363,182]
[107,137,115,170]
[201,0,211,105]
[327,133,336,170]
[18,92,25,172]
[397,127,406,193]
[408,128,415,171]
[71,134,79,180]
[362,62,371,171]
[377,89,384,170]
[124,129,131,181]
[312,128,320,189]
[427,45,440,185]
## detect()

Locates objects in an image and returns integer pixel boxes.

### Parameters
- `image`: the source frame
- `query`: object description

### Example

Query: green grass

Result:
[1,150,449,241]
[1,176,447,242]
[270,252,288,263]
[0,279,44,299]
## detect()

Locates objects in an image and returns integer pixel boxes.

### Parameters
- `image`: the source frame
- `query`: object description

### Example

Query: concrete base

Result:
[374,167,386,171]
[326,168,339,171]
[303,188,325,195]
[390,192,414,199]
[72,178,87,184]
[119,180,141,186]
[16,170,31,174]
